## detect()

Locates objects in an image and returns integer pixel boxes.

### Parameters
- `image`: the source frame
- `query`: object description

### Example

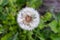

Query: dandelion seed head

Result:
[17,7,40,30]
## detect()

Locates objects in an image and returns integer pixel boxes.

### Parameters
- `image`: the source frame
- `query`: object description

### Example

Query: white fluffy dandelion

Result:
[17,7,40,30]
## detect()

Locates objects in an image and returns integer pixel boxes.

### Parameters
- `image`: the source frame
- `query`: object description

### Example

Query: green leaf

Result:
[0,0,3,5]
[50,34,60,40]
[12,32,18,40]
[1,32,13,40]
[27,0,42,9]
[48,20,58,33]
[42,12,52,22]
[0,0,8,6]
[38,19,45,29]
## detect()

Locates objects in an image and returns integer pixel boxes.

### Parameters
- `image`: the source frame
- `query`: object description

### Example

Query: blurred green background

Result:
[0,0,60,40]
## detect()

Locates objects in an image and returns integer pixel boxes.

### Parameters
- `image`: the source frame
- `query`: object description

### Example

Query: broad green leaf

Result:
[0,0,8,6]
[1,32,13,40]
[50,34,60,40]
[48,20,58,33]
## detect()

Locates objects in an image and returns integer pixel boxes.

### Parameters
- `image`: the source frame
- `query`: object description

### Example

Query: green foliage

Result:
[48,20,58,33]
[27,0,42,9]
[0,0,60,40]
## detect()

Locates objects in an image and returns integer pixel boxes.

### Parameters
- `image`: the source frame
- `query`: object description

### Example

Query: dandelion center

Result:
[25,15,32,23]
